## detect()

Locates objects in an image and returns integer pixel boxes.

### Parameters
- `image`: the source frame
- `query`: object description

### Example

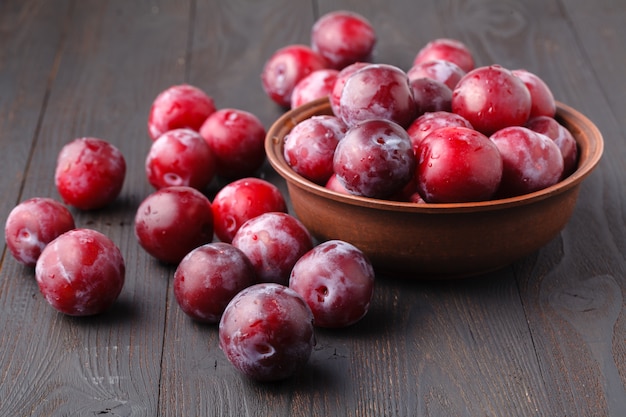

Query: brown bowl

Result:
[265,98,603,279]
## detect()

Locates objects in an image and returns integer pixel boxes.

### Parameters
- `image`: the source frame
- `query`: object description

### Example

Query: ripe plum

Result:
[311,10,376,69]
[413,38,475,73]
[407,59,465,90]
[333,119,415,198]
[232,212,313,285]
[199,108,266,179]
[219,283,315,381]
[5,198,75,267]
[512,69,556,118]
[35,228,125,316]
[410,78,452,115]
[407,110,473,151]
[338,63,417,128]
[147,84,216,140]
[490,126,564,197]
[146,128,215,190]
[415,126,503,203]
[290,69,339,109]
[55,137,126,210]
[174,242,257,323]
[289,240,375,328]
[283,115,347,185]
[526,115,578,178]
[452,65,532,135]
[212,177,287,243]
[329,62,368,116]
[134,186,214,264]
[261,44,328,108]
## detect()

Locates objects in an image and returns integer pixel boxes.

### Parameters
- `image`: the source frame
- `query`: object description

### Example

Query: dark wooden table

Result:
[1,1,625,416]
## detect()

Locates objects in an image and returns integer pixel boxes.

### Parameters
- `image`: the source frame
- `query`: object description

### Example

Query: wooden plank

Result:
[0,0,69,247]
[510,0,626,415]
[0,0,191,415]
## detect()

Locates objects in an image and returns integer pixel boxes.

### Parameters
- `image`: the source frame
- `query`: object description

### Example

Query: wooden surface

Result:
[1,0,625,416]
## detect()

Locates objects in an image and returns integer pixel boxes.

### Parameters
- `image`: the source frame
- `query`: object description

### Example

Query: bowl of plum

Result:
[265,77,603,278]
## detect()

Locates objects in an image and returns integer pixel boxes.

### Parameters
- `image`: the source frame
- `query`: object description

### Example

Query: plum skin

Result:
[490,126,564,198]
[261,44,328,108]
[311,10,376,70]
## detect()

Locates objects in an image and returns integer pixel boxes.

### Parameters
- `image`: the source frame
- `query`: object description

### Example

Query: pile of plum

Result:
[5,77,376,381]
[4,9,579,383]
[262,12,577,204]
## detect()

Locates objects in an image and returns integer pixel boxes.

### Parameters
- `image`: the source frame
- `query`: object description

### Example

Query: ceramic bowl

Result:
[265,98,603,279]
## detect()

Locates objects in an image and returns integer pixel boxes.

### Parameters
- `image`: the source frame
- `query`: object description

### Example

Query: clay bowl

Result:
[265,98,603,279]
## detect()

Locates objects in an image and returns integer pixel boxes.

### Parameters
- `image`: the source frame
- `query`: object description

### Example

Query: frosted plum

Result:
[329,62,368,116]
[333,119,415,198]
[55,137,126,210]
[325,173,350,195]
[174,242,257,323]
[283,115,347,185]
[232,212,313,285]
[338,63,417,128]
[410,78,453,115]
[35,228,125,316]
[5,198,75,267]
[407,59,465,90]
[289,240,375,328]
[526,115,578,178]
[290,69,339,109]
[413,38,475,73]
[261,44,328,108]
[199,108,267,179]
[490,126,564,197]
[219,283,315,381]
[406,110,473,151]
[512,69,556,118]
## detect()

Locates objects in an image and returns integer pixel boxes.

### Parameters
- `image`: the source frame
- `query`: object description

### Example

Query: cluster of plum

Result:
[4,61,376,383]
[261,12,577,204]
[4,138,128,316]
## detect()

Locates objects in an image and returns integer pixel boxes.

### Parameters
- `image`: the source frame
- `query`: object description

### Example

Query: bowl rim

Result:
[265,98,604,214]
